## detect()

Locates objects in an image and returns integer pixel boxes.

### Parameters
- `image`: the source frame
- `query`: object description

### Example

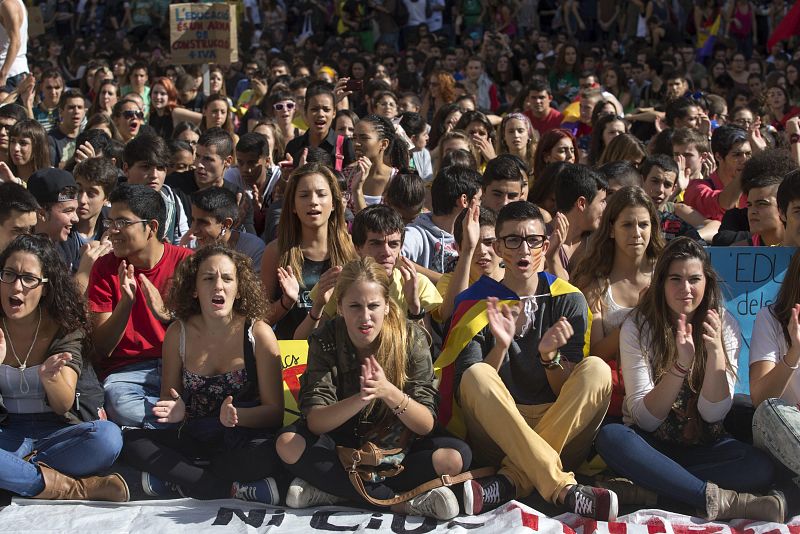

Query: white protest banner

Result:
[170,3,238,65]
[2,498,797,533]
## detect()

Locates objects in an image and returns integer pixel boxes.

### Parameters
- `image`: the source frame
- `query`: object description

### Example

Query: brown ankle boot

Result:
[705,482,785,523]
[33,463,130,502]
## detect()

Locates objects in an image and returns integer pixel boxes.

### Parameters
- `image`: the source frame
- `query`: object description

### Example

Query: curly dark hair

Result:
[0,235,90,338]
[167,244,267,321]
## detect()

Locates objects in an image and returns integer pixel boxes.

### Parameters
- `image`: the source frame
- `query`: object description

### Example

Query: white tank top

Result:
[0,0,28,78]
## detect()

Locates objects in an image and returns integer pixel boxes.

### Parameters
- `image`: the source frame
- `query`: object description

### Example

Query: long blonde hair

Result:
[334,257,408,415]
[277,163,356,289]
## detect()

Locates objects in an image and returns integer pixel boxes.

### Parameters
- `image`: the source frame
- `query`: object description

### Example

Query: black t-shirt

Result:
[48,128,75,168]
[285,127,355,170]
[165,170,256,234]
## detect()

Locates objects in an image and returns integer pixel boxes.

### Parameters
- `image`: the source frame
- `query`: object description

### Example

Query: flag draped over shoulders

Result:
[433,273,591,437]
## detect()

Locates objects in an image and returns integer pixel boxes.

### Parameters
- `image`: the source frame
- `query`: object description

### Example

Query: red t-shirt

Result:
[684,172,747,222]
[89,243,193,378]
[526,108,564,136]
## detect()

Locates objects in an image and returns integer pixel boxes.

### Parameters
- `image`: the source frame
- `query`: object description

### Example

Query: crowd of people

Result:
[1,0,800,525]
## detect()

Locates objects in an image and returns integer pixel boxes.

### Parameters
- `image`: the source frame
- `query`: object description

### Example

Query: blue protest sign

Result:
[708,247,796,395]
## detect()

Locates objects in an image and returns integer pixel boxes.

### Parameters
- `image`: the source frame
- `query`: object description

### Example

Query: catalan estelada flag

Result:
[433,273,591,438]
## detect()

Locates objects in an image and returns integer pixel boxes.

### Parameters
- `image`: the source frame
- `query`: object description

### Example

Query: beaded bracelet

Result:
[393,394,410,416]
[673,361,690,375]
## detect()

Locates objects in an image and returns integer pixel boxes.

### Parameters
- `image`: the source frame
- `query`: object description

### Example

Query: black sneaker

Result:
[565,484,619,521]
[463,475,515,515]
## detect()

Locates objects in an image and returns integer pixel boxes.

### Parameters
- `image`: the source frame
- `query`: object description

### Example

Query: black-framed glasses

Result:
[498,234,547,249]
[122,110,144,120]
[103,218,149,230]
[0,269,48,289]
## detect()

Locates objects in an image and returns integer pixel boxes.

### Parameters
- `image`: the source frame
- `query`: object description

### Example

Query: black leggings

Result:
[279,423,472,506]
[122,427,281,500]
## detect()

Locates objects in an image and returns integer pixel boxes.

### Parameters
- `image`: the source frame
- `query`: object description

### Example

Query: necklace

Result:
[2,308,42,394]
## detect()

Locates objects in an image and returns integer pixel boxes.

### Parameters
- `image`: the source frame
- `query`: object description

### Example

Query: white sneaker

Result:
[286,478,344,508]
[406,487,459,520]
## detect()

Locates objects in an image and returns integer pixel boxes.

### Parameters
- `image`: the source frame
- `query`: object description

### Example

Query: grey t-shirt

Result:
[454,274,589,406]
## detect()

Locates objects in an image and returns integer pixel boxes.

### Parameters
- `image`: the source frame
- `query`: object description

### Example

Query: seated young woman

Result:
[0,235,127,501]
[572,186,664,419]
[750,249,800,480]
[595,237,784,522]
[276,257,472,521]
[122,245,284,503]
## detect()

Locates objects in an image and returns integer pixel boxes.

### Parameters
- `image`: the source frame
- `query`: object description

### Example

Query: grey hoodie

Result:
[401,212,458,274]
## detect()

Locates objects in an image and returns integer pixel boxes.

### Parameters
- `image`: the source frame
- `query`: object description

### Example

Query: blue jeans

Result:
[596,423,775,510]
[0,413,122,496]
[103,360,166,429]
[753,398,800,477]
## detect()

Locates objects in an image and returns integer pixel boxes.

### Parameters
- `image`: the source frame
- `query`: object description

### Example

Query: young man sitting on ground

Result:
[438,200,615,519]
[88,184,193,428]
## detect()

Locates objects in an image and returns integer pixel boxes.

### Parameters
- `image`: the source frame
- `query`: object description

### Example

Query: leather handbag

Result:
[336,441,495,507]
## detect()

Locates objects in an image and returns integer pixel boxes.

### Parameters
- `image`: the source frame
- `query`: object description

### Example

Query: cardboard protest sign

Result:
[169,3,238,65]
[709,247,796,394]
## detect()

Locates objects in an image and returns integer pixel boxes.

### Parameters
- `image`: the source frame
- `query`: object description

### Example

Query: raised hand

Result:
[314,265,342,306]
[277,266,300,305]
[178,229,196,248]
[790,304,800,350]
[487,297,518,350]
[153,388,186,423]
[702,308,724,355]
[700,152,716,180]
[138,274,171,323]
[39,352,72,381]
[748,117,768,153]
[461,200,481,252]
[549,212,569,252]
[397,256,421,316]
[220,396,238,427]
[118,260,137,303]
[360,355,395,403]
[538,316,574,357]
[0,161,18,184]
[351,156,372,190]
[674,154,688,193]
[473,136,497,161]
[675,313,695,365]
[74,141,97,164]
[81,239,113,265]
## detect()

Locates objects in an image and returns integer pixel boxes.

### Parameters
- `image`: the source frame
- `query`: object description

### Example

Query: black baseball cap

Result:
[27,168,78,205]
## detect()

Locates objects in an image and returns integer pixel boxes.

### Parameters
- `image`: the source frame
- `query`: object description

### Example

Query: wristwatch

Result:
[407,307,426,321]
[539,351,563,370]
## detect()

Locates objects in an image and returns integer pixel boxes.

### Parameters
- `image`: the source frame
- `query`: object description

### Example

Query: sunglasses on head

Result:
[273,102,295,111]
[122,110,144,120]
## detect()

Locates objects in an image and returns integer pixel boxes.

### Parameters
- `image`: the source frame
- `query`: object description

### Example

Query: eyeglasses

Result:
[0,269,48,289]
[273,102,295,111]
[122,110,144,120]
[103,218,149,230]
[498,234,547,249]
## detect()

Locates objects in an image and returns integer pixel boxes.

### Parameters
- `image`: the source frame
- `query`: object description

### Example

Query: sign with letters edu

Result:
[709,247,796,395]
[170,3,238,65]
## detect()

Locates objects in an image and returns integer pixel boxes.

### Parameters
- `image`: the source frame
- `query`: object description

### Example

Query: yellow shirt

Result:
[431,271,481,323]
[311,268,442,318]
